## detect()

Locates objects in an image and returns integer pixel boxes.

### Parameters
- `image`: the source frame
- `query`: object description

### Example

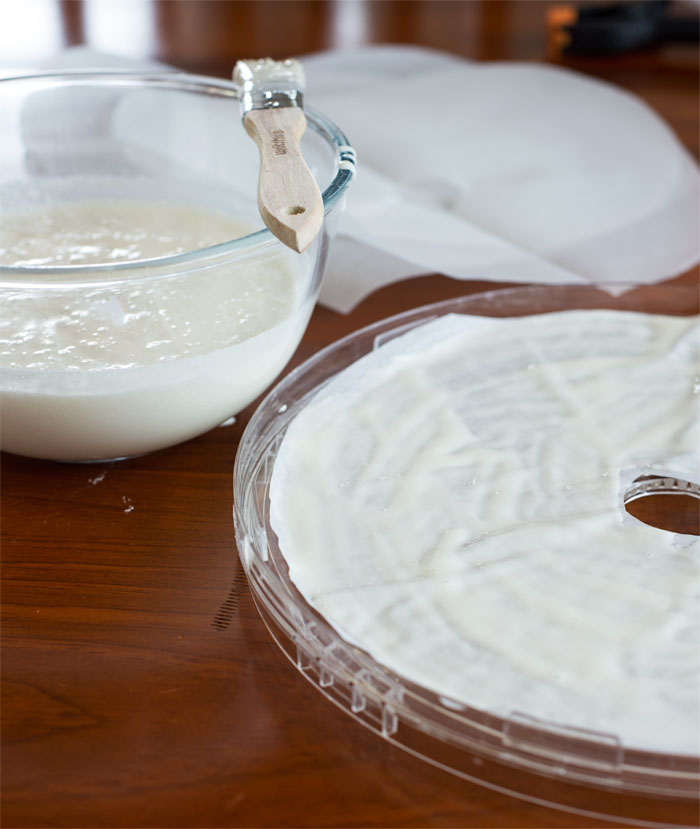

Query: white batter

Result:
[270,310,700,755]
[0,201,311,460]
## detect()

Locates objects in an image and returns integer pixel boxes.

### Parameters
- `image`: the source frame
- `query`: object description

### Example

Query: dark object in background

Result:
[548,0,700,56]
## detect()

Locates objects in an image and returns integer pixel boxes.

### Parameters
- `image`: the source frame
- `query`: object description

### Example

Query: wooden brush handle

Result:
[243,107,324,253]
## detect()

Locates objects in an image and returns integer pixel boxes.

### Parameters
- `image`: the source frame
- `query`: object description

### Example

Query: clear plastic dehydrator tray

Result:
[233,285,699,828]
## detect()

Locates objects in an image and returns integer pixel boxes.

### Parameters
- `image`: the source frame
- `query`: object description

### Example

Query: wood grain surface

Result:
[2,2,699,828]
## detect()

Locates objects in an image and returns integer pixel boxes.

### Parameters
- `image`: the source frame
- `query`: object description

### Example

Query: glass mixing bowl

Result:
[0,70,355,462]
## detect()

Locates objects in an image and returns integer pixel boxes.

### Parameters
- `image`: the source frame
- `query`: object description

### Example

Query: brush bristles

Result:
[234,58,305,92]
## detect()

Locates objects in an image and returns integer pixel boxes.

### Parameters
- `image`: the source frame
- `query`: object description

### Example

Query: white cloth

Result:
[303,46,700,311]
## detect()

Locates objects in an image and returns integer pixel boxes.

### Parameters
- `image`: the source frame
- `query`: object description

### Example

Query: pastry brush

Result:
[234,57,323,253]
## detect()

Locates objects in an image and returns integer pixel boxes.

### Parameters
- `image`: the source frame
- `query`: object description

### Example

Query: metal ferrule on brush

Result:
[235,58,305,114]
[239,85,303,112]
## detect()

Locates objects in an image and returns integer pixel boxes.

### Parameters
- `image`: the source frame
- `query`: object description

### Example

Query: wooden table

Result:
[2,2,699,827]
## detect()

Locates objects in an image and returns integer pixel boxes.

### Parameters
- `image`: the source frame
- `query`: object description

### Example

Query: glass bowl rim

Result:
[0,69,355,285]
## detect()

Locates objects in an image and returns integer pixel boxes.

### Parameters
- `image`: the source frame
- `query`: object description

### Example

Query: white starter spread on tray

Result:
[270,310,700,755]
[0,201,310,460]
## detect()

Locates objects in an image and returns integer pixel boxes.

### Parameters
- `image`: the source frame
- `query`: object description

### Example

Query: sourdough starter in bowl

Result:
[0,201,311,460]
